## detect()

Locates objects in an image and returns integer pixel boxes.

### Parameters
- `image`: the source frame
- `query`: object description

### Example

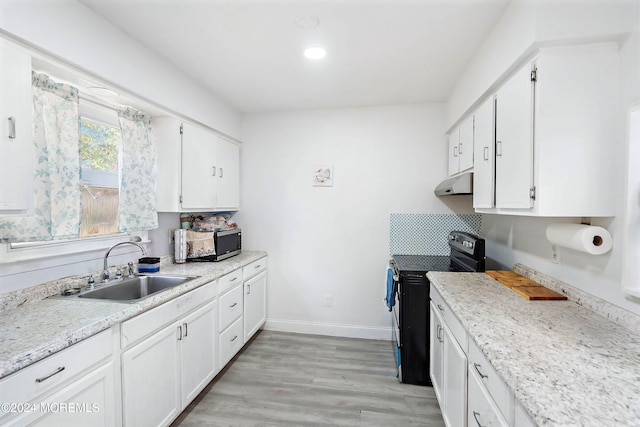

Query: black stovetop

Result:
[392,254,451,273]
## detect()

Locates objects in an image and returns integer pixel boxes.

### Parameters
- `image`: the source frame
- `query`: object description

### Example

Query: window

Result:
[79,101,122,238]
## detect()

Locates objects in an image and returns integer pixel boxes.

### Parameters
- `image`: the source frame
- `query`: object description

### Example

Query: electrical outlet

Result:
[324,294,333,307]
[551,245,560,264]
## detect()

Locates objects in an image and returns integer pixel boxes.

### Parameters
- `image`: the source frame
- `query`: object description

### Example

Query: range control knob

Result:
[463,241,474,249]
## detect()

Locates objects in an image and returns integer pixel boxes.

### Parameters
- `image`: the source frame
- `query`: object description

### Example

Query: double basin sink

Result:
[70,275,197,303]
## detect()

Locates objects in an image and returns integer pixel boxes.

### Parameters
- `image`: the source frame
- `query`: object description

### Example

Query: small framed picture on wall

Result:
[312,165,333,187]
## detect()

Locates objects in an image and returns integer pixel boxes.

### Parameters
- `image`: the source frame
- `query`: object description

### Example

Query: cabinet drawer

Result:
[242,257,267,281]
[0,329,112,409]
[121,280,216,348]
[468,363,510,427]
[218,269,242,296]
[468,338,514,423]
[430,284,467,352]
[219,317,244,367]
[219,284,243,331]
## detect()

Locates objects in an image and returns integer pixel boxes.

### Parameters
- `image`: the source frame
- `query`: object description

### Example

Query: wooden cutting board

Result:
[486,270,567,301]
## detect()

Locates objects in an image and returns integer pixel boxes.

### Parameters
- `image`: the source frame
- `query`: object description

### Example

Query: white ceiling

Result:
[79,0,510,113]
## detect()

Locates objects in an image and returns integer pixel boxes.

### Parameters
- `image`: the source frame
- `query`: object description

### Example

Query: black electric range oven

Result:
[388,231,485,386]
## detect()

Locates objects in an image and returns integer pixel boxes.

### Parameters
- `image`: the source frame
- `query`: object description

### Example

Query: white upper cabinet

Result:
[215,136,240,210]
[474,43,619,217]
[448,115,474,176]
[0,42,33,213]
[495,61,534,210]
[472,96,495,209]
[155,117,240,212]
[181,122,218,209]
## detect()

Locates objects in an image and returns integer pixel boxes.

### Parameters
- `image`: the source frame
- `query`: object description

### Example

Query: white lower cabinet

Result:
[0,329,116,427]
[430,300,467,427]
[121,281,218,427]
[243,258,267,343]
[431,285,526,427]
[468,365,509,427]
[122,321,181,427]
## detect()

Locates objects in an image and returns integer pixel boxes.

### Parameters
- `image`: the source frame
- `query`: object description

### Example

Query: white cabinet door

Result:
[442,323,468,427]
[219,317,244,367]
[122,322,181,427]
[468,366,509,427]
[181,122,218,209]
[216,137,239,210]
[458,115,474,172]
[448,130,460,176]
[243,270,266,343]
[429,303,444,404]
[495,62,534,209]
[0,42,33,212]
[473,97,495,209]
[23,362,116,427]
[180,300,217,407]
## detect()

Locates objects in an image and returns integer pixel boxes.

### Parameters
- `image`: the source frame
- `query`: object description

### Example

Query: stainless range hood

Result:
[434,172,473,196]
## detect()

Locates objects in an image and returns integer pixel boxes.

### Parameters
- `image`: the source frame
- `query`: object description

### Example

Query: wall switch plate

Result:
[551,245,560,264]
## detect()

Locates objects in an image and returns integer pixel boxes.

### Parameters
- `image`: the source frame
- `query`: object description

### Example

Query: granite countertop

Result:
[0,251,267,379]
[427,271,640,427]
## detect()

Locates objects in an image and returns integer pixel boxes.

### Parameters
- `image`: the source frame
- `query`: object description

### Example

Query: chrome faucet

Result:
[103,241,147,282]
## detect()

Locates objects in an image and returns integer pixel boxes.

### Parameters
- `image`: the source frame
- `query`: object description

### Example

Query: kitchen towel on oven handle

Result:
[385,267,396,311]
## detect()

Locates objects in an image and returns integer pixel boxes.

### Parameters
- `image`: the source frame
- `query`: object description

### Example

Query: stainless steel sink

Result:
[77,275,196,302]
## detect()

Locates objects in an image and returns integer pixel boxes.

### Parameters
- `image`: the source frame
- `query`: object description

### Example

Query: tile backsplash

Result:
[390,213,482,256]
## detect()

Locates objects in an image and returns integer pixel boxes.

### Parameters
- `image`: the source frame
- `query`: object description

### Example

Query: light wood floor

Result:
[172,330,445,426]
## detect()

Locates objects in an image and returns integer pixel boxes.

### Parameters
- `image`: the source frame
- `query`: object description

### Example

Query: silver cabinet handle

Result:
[474,363,488,379]
[212,166,216,176]
[246,284,251,295]
[436,325,443,343]
[35,366,65,383]
[183,322,188,338]
[230,277,238,282]
[231,335,238,342]
[219,167,224,178]
[230,302,238,308]
[473,411,486,427]
[483,146,489,161]
[255,264,261,269]
[8,117,16,139]
[496,140,503,157]
[453,145,458,157]
[437,304,444,312]
[458,142,463,155]
[177,325,183,341]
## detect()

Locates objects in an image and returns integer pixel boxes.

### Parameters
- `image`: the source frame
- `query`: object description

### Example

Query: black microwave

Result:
[175,228,241,263]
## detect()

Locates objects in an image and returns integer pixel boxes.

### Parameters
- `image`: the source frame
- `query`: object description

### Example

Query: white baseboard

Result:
[264,318,392,341]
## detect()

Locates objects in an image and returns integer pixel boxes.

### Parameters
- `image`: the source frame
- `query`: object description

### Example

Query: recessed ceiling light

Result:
[304,47,326,60]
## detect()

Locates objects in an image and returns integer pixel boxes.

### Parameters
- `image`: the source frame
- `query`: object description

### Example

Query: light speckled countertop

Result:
[0,251,267,379]
[427,270,640,427]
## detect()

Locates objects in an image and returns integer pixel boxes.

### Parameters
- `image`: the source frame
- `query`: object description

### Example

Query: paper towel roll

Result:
[545,223,612,255]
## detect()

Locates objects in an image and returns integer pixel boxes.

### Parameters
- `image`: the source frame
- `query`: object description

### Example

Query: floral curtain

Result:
[117,108,158,232]
[0,72,81,242]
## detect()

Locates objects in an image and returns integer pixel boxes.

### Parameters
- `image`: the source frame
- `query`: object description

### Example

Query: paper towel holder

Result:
[545,222,612,255]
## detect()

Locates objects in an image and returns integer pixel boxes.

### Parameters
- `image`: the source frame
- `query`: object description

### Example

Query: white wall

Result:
[454,0,640,316]
[235,104,471,339]
[0,0,241,139]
